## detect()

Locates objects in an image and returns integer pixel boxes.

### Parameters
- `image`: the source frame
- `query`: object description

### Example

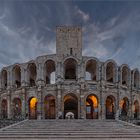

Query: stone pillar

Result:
[7,69,13,89]
[56,62,62,83]
[80,83,85,119]
[100,89,106,120]
[80,94,85,119]
[36,63,45,86]
[21,66,26,87]
[101,103,106,120]
[57,84,62,119]
[7,91,11,119]
[98,103,102,120]
[21,88,26,119]
[37,86,43,120]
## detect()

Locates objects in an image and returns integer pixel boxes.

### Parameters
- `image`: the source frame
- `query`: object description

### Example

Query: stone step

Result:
[0,119,140,139]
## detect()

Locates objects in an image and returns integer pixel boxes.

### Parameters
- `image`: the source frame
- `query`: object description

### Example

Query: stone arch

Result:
[27,63,37,87]
[1,99,8,119]
[120,97,129,118]
[105,60,116,83]
[121,65,130,86]
[1,69,7,89]
[86,94,98,119]
[64,58,77,80]
[85,59,97,81]
[12,98,22,118]
[44,60,55,84]
[44,94,55,119]
[28,97,38,119]
[12,65,21,88]
[106,95,116,119]
[134,100,139,119]
[64,93,78,119]
[133,70,139,88]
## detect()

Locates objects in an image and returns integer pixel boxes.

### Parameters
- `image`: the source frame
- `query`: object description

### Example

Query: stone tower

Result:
[56,26,82,60]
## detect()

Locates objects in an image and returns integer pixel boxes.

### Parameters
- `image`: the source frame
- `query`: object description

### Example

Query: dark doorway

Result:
[1,99,8,119]
[106,96,115,119]
[64,94,78,119]
[44,95,55,119]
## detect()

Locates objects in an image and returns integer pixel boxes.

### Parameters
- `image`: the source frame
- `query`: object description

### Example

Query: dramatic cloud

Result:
[0,1,140,71]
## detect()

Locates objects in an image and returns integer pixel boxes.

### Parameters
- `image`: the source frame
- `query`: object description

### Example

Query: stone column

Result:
[36,63,44,86]
[56,62,61,83]
[100,89,106,120]
[7,69,13,89]
[80,94,85,119]
[21,66,26,87]
[37,86,43,120]
[21,88,26,119]
[7,90,11,119]
[57,84,62,119]
[80,83,85,119]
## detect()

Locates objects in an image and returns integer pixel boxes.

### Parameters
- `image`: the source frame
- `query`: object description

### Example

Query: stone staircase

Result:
[0,119,140,140]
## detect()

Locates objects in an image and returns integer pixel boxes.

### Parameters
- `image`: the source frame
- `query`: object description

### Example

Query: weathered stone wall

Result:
[0,26,139,120]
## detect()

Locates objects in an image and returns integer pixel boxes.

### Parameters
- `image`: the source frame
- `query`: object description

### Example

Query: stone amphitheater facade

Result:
[0,26,140,120]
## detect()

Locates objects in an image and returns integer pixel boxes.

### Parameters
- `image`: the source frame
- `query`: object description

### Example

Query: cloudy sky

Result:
[0,0,140,70]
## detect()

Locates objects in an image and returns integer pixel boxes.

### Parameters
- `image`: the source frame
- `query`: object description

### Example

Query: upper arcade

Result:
[0,26,139,91]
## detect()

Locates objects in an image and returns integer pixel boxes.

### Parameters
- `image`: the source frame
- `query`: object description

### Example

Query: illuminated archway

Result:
[1,99,8,119]
[106,96,115,119]
[64,93,78,119]
[44,95,55,119]
[29,97,37,119]
[12,98,22,118]
[120,97,129,117]
[86,94,98,119]
[134,100,139,119]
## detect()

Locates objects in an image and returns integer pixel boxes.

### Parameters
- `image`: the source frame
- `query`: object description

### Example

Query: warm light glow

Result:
[120,99,124,108]
[87,95,98,107]
[30,97,37,109]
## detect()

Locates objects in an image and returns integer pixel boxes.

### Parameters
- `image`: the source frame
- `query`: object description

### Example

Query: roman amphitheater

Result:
[0,26,140,121]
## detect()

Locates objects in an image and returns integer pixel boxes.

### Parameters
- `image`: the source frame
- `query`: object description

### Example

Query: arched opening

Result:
[134,71,139,88]
[28,97,37,119]
[28,63,37,87]
[120,97,129,118]
[86,94,98,119]
[13,65,21,88]
[44,95,55,119]
[85,60,97,81]
[106,96,115,119]
[1,70,7,89]
[12,98,22,118]
[106,62,115,83]
[44,60,55,84]
[121,66,129,86]
[64,93,78,119]
[64,58,77,80]
[1,99,7,119]
[134,100,139,119]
